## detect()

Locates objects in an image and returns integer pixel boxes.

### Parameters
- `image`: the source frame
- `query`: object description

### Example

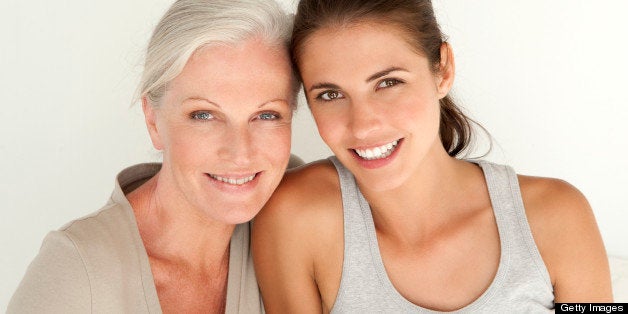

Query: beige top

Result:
[7,163,263,314]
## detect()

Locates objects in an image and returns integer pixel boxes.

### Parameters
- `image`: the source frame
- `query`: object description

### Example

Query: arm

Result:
[252,181,323,313]
[520,176,612,302]
[253,162,343,313]
[8,231,91,313]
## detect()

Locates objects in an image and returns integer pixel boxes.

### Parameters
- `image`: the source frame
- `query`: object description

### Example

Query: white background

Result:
[1,0,627,309]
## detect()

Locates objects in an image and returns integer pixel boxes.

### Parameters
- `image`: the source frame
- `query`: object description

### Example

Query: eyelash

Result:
[376,78,403,89]
[316,90,344,102]
[314,78,404,102]
[190,111,214,120]
[189,111,281,121]
[257,112,281,121]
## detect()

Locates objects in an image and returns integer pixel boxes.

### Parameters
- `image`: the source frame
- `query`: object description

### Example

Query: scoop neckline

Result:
[356,160,511,313]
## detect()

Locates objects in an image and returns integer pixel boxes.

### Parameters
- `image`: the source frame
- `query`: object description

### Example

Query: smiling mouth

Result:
[208,173,258,185]
[353,139,401,160]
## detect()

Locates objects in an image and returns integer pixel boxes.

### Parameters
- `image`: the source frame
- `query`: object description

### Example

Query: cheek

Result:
[251,125,292,162]
[161,123,221,164]
[396,93,441,130]
[310,107,346,146]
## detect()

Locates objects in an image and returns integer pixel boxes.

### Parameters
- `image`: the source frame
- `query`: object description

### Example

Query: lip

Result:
[352,139,397,151]
[205,171,262,192]
[350,138,403,169]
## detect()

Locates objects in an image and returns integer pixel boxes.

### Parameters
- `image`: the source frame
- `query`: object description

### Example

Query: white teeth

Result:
[354,140,399,160]
[373,147,381,157]
[209,173,256,185]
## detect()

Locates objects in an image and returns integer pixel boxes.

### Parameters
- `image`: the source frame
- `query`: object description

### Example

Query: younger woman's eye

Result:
[377,78,402,89]
[317,90,344,101]
[190,111,214,120]
[258,112,280,120]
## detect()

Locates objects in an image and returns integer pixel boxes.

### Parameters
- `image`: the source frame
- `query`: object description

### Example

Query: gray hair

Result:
[138,0,296,106]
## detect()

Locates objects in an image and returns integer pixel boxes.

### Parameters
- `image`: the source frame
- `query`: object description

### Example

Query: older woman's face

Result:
[144,38,294,224]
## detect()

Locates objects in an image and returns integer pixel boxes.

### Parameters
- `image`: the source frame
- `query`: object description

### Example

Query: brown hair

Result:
[291,0,484,157]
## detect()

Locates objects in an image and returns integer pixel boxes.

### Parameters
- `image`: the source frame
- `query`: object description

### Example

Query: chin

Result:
[221,213,257,225]
[357,174,408,193]
[341,158,410,192]
[208,200,265,225]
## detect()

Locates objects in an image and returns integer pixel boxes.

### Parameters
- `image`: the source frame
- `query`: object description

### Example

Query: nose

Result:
[218,123,254,167]
[348,100,383,140]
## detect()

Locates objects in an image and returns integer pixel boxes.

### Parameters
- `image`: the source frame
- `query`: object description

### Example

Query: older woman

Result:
[8,0,298,313]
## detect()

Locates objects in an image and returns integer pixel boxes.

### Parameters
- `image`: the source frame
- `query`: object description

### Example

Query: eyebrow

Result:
[308,82,341,93]
[184,96,286,109]
[183,97,221,109]
[258,98,289,108]
[308,67,409,93]
[366,67,408,82]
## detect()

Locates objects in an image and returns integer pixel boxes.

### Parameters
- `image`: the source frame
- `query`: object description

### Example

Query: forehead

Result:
[301,20,422,56]
[182,39,291,85]
[167,38,294,104]
[298,22,427,80]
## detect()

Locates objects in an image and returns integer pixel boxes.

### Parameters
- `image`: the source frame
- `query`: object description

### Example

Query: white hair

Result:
[138,0,296,106]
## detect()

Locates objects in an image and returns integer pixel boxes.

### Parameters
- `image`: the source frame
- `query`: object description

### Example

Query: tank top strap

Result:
[476,161,553,290]
[329,156,356,201]
[329,156,372,250]
[329,156,388,311]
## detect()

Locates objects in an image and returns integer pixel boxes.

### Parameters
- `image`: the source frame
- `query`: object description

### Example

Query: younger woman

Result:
[253,0,612,312]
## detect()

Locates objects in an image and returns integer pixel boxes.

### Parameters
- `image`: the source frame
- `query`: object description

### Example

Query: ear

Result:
[436,42,455,98]
[142,96,164,151]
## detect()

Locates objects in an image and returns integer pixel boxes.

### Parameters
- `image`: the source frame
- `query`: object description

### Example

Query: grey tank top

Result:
[329,157,554,313]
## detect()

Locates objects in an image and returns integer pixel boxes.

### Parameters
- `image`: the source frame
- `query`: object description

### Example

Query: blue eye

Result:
[317,90,344,101]
[191,111,214,120]
[377,78,402,89]
[258,112,279,120]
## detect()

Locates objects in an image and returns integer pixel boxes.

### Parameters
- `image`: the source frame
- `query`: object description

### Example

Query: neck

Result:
[128,170,235,271]
[358,144,483,245]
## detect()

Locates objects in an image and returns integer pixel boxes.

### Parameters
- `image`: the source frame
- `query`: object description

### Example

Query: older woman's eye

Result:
[377,78,402,89]
[317,90,344,101]
[190,111,214,120]
[258,112,280,120]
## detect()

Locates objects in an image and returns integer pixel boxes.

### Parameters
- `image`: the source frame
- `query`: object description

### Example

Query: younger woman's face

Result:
[299,22,453,191]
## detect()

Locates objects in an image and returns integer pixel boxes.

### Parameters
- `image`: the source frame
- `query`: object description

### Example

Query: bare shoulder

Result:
[253,159,343,256]
[518,175,593,231]
[252,159,345,312]
[258,159,341,221]
[517,174,612,301]
[517,175,597,248]
[518,174,589,210]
